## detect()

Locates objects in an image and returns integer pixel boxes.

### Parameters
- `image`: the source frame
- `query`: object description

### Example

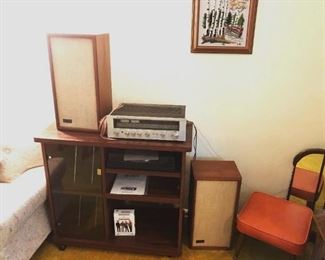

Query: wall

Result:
[1,0,324,202]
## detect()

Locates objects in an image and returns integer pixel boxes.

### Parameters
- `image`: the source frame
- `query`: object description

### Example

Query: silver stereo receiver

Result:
[107,103,187,141]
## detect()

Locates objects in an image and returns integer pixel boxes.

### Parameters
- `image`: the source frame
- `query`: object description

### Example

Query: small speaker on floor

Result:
[190,160,242,249]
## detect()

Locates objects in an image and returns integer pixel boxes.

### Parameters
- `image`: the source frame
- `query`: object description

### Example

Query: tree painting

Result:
[198,0,251,46]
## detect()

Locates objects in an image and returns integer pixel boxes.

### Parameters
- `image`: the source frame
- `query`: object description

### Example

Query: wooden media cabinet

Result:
[34,123,192,256]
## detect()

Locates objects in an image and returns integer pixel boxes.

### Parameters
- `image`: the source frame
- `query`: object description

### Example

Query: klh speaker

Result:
[48,33,112,132]
[190,160,241,249]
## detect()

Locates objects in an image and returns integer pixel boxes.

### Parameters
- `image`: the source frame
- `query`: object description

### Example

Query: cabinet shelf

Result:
[105,168,180,178]
[53,189,102,197]
[107,176,180,205]
[106,149,182,173]
[106,194,180,205]
[107,204,179,255]
[108,238,178,256]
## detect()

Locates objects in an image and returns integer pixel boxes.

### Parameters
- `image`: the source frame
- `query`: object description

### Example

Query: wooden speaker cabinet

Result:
[48,33,112,132]
[190,160,241,249]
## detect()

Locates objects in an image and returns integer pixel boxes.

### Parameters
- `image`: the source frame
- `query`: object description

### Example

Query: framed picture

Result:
[191,0,258,54]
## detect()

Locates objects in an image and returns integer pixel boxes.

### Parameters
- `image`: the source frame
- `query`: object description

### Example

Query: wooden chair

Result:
[287,148,325,210]
[234,192,313,259]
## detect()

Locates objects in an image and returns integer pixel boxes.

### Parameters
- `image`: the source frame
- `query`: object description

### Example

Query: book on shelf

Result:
[114,209,135,236]
[110,174,147,195]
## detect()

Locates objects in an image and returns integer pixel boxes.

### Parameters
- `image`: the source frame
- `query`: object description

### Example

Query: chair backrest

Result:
[293,148,325,171]
[292,148,325,196]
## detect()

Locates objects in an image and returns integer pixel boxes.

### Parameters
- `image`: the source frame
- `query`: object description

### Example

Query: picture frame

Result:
[191,0,258,54]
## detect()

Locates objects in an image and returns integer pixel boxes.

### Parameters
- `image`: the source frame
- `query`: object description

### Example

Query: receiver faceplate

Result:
[107,103,187,141]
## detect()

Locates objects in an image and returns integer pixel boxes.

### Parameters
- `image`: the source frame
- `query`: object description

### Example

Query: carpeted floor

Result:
[31,232,314,260]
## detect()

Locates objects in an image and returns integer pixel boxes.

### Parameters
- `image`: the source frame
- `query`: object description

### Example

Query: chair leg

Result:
[308,230,317,243]
[286,191,291,200]
[307,200,316,210]
[233,233,245,260]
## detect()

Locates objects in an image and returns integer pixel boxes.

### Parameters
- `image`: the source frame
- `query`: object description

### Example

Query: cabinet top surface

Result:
[34,122,193,152]
[192,160,241,181]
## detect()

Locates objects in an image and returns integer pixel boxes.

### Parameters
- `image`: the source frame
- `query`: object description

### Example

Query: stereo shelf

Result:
[52,189,101,197]
[107,204,179,255]
[105,168,181,178]
[106,194,180,205]
[106,175,180,205]
[34,124,192,256]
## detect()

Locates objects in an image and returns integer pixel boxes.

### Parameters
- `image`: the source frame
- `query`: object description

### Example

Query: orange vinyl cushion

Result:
[237,192,313,256]
[291,167,323,201]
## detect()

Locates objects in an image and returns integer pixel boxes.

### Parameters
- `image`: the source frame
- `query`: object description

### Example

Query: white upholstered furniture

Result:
[0,166,51,260]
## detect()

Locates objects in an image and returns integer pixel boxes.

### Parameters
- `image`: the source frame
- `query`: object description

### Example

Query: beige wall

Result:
[1,1,324,202]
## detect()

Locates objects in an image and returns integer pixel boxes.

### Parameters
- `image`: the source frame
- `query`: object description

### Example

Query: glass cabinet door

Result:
[45,144,105,240]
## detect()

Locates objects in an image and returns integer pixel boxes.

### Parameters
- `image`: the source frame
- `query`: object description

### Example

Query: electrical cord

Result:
[99,115,116,141]
[192,122,197,160]
[196,126,219,158]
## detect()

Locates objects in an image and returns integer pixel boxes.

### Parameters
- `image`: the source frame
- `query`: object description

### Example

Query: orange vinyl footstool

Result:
[234,192,313,258]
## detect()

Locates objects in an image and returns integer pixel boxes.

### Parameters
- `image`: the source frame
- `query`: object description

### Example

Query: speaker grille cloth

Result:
[193,181,237,247]
[51,37,98,130]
